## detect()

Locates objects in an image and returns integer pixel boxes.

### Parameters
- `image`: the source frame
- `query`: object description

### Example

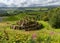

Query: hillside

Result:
[0,7,60,43]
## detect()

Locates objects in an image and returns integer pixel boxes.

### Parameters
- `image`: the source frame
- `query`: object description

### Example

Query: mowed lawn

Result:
[0,21,60,43]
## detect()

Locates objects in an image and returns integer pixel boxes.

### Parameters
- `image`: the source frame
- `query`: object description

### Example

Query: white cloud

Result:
[0,0,60,7]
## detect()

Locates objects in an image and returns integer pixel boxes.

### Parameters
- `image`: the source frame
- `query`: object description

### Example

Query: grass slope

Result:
[0,20,60,43]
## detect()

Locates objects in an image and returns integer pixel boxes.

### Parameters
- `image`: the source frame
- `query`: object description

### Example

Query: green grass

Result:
[38,21,52,30]
[0,14,60,43]
[4,14,28,21]
[0,21,60,43]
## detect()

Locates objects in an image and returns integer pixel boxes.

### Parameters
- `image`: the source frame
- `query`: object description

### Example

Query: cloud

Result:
[0,3,7,7]
[0,0,60,7]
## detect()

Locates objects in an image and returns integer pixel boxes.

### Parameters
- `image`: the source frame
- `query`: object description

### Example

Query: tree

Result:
[49,7,60,28]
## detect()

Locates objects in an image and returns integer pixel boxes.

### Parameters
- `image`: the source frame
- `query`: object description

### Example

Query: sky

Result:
[0,0,60,7]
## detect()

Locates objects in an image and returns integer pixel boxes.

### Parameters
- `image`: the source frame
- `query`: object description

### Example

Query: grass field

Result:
[0,4,60,43]
[0,20,60,43]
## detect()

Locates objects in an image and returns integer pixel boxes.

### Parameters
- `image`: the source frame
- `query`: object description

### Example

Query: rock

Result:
[10,25,19,30]
[10,17,44,31]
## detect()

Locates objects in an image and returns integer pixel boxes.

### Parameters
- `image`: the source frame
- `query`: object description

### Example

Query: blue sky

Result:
[0,0,60,7]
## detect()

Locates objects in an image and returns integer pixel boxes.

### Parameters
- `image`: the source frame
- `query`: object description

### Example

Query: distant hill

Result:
[0,5,59,10]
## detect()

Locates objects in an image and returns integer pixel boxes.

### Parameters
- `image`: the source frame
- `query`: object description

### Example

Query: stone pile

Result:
[10,17,43,31]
